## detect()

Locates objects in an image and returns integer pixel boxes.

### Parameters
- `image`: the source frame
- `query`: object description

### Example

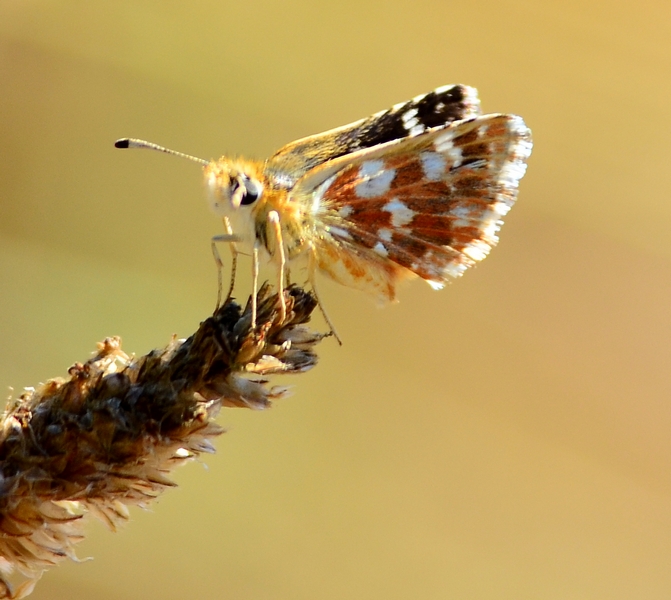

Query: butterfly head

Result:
[205,159,265,214]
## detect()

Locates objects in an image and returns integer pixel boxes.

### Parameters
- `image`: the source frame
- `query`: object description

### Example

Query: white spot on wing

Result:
[378,228,392,242]
[355,160,396,198]
[434,128,456,148]
[338,205,353,218]
[452,205,474,219]
[328,226,352,240]
[373,241,388,257]
[402,107,418,120]
[402,107,425,136]
[383,198,416,227]
[434,129,464,168]
[408,124,425,137]
[441,145,462,168]
[360,159,384,177]
[419,151,446,181]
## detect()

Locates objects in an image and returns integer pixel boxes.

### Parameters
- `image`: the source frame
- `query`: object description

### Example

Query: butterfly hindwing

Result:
[301,113,532,300]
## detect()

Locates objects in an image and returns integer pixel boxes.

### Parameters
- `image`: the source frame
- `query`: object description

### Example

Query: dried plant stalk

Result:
[0,284,323,599]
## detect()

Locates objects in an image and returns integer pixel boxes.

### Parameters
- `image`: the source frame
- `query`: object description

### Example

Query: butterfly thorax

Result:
[204,157,312,260]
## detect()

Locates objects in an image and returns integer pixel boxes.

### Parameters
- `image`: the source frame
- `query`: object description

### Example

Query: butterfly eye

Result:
[231,175,263,206]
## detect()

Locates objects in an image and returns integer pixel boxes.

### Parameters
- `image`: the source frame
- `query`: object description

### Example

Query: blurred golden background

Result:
[1,1,671,598]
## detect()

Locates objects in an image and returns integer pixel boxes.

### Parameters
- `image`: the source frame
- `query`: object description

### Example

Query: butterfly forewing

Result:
[300,113,531,301]
[266,84,482,189]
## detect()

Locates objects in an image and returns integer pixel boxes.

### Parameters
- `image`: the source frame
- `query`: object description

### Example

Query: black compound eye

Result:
[233,175,262,206]
[239,185,259,205]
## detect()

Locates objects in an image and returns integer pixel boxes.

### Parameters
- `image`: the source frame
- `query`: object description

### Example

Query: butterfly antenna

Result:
[114,138,209,167]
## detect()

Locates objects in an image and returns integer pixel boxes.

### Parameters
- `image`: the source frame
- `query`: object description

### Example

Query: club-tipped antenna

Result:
[114,138,209,167]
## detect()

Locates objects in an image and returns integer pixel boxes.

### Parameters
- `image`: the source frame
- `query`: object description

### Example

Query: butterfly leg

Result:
[211,224,242,309]
[221,217,238,304]
[210,240,225,309]
[308,248,342,345]
[268,211,287,323]
[251,244,260,329]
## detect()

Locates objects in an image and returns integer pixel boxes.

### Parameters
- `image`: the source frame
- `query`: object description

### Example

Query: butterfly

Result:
[116,84,532,341]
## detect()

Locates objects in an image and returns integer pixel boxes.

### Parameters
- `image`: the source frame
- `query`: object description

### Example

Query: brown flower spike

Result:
[0,285,323,599]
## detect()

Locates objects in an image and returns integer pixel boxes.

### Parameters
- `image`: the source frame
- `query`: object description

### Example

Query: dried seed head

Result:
[0,285,323,598]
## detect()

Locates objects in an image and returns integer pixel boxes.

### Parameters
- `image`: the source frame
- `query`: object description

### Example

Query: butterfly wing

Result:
[291,113,532,302]
[265,84,481,189]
